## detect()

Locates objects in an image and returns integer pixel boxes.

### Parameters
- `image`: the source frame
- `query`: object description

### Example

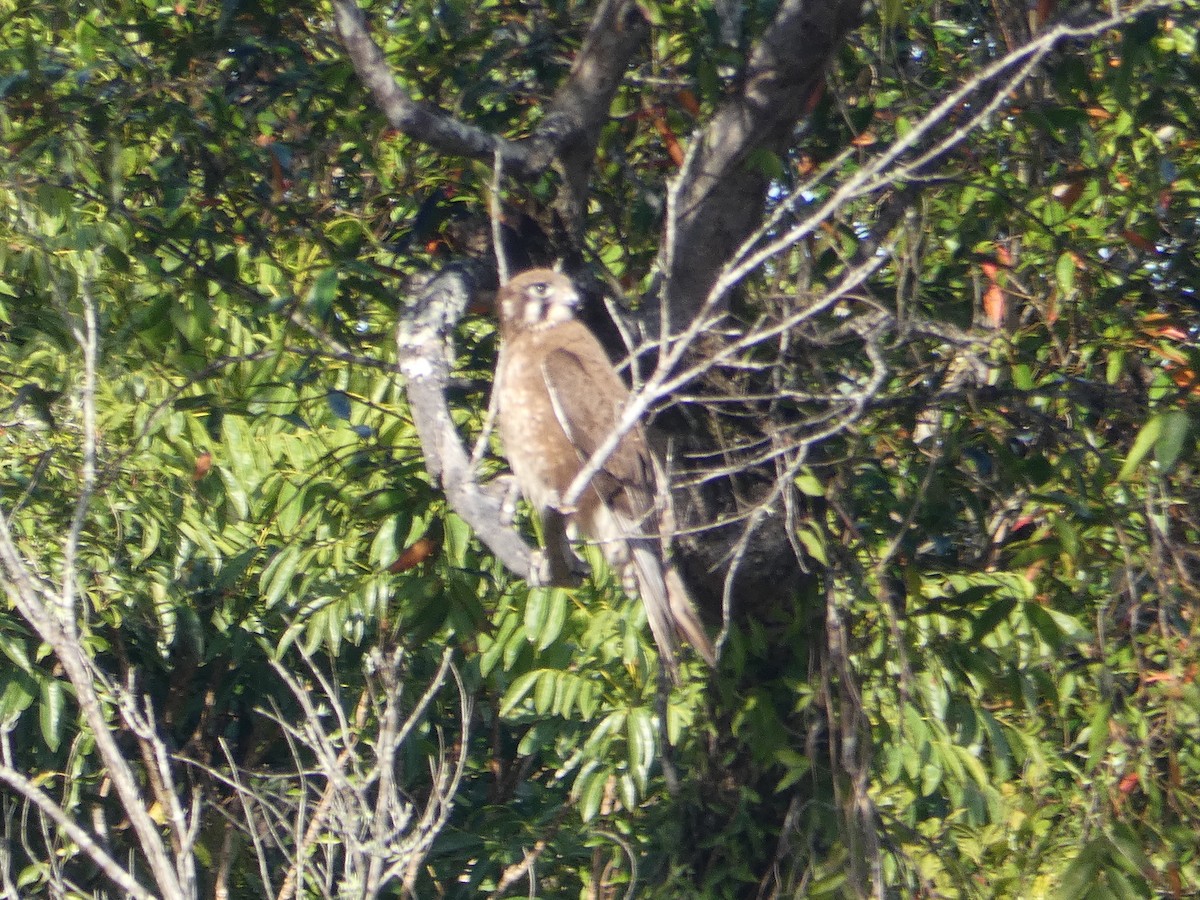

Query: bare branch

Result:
[397,263,537,579]
[58,279,98,636]
[332,0,647,218]
[397,662,471,893]
[488,810,568,899]
[490,150,511,286]
[0,744,155,900]
[331,0,532,172]
[660,0,1172,326]
[659,0,864,322]
[562,243,889,513]
[0,280,190,900]
[211,739,280,896]
[713,1,1174,315]
[217,646,469,898]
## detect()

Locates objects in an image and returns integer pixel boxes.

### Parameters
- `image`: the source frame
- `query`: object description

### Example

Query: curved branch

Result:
[396,263,535,578]
[659,0,864,324]
[545,0,650,236]
[333,0,648,215]
[331,0,537,174]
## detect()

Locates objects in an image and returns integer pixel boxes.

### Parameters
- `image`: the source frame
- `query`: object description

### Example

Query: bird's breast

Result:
[497,349,585,514]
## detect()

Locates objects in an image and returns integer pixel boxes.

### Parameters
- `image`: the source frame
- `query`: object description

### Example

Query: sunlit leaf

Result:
[38,678,65,753]
[1154,408,1191,472]
[1117,414,1163,481]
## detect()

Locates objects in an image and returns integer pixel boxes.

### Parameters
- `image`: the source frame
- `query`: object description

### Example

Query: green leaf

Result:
[218,466,250,521]
[746,147,785,180]
[0,631,33,674]
[261,545,301,608]
[970,596,1016,642]
[774,748,812,793]
[524,588,550,640]
[480,609,519,677]
[1024,602,1088,647]
[626,706,656,794]
[1117,414,1163,481]
[919,760,942,797]
[222,415,254,474]
[576,765,609,823]
[503,624,528,671]
[1083,700,1111,773]
[533,671,556,715]
[577,680,599,720]
[1059,841,1102,900]
[132,515,162,567]
[276,481,307,536]
[0,674,36,726]
[39,678,65,753]
[536,589,568,651]
[1055,252,1076,295]
[1106,350,1124,385]
[585,710,626,754]
[306,268,339,318]
[1106,823,1154,879]
[1153,409,1191,472]
[794,468,825,497]
[797,521,828,565]
[370,515,399,569]
[500,670,540,715]
[556,670,582,717]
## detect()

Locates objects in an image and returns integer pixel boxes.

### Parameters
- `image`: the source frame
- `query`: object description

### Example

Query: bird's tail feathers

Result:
[628,540,682,682]
[591,505,715,680]
[664,565,717,668]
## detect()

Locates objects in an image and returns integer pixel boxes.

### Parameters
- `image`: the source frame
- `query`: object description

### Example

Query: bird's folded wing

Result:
[540,347,655,503]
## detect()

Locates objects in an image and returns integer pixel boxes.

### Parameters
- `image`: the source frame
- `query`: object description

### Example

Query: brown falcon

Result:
[493,268,716,680]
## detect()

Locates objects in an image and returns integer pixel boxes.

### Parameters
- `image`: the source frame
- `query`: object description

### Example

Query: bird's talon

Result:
[529,550,582,588]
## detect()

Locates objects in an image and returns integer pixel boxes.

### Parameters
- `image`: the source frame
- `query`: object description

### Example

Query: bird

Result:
[493,268,716,681]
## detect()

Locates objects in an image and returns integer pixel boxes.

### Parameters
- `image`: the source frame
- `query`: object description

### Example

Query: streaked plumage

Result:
[493,269,716,680]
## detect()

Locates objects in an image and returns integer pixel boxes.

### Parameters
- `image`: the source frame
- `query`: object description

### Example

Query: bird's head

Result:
[497,268,580,333]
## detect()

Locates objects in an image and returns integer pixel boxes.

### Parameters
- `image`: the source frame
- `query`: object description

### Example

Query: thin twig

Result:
[0,764,155,900]
[491,149,510,285]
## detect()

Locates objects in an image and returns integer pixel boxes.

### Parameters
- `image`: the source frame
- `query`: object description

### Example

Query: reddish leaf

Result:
[1122,230,1159,253]
[192,452,212,481]
[388,536,440,573]
[983,283,1006,328]
[651,112,685,167]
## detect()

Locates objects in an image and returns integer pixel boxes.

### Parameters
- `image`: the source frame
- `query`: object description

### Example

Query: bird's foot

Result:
[530,549,582,589]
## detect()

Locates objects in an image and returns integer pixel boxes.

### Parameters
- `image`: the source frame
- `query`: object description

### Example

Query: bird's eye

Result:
[530,282,550,297]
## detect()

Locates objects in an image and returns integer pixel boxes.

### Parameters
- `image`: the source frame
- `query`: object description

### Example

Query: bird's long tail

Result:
[664,563,717,668]
[590,504,717,681]
[627,540,682,680]
[627,538,717,682]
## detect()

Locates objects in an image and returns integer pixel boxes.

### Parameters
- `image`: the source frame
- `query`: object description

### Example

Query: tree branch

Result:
[396,263,535,578]
[331,0,537,174]
[0,285,190,899]
[659,0,864,323]
[544,0,650,236]
[0,763,156,900]
[333,0,648,213]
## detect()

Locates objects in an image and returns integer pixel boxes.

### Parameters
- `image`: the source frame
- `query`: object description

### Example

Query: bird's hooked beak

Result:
[537,282,581,327]
[560,285,582,309]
